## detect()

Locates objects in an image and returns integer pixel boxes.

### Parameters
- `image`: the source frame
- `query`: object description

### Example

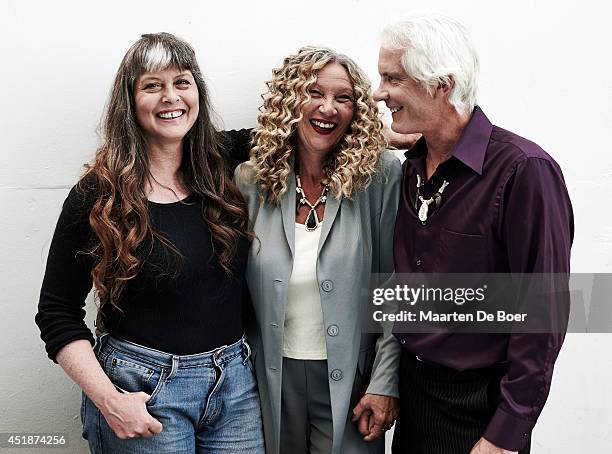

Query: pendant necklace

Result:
[295,174,329,231]
[415,174,449,222]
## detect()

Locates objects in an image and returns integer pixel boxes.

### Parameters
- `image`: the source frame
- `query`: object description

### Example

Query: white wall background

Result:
[1,0,611,453]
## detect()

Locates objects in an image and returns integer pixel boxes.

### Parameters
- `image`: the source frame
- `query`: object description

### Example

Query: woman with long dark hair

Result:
[35,33,264,453]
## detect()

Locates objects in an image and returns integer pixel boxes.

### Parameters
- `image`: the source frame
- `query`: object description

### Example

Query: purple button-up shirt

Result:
[393,107,574,451]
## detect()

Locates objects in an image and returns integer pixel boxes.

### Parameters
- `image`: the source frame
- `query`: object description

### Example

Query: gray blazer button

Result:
[330,369,343,381]
[327,325,339,337]
[321,280,334,292]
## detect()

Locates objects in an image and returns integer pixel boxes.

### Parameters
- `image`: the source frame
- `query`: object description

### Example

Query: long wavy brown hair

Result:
[78,33,250,317]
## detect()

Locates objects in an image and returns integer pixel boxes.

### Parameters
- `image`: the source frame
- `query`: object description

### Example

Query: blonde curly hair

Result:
[251,46,387,203]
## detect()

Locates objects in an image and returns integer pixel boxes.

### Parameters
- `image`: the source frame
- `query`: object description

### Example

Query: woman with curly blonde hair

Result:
[235,46,402,454]
[36,33,263,453]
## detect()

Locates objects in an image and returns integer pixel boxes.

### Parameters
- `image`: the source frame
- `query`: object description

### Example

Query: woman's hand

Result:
[383,124,422,149]
[99,391,163,439]
[351,393,399,441]
[56,340,163,439]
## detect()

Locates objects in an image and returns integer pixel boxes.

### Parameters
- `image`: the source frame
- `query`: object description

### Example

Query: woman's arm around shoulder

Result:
[219,128,253,174]
[233,161,262,215]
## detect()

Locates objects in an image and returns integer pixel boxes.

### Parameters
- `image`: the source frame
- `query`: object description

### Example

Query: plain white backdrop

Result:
[1,1,611,452]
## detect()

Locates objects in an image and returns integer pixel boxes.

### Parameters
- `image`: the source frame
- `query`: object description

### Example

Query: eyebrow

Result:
[311,83,353,95]
[379,63,406,76]
[381,69,406,79]
[139,72,192,82]
[173,72,192,79]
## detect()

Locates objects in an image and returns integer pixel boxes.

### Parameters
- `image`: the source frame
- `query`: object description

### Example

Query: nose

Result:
[373,83,387,102]
[161,85,180,103]
[318,96,337,116]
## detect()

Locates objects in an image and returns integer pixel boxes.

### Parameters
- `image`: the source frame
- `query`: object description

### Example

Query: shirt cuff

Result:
[365,379,399,399]
[47,333,95,363]
[483,407,534,451]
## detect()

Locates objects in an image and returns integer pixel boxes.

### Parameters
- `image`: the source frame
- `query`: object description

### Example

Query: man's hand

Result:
[100,391,163,439]
[470,437,517,454]
[351,393,399,442]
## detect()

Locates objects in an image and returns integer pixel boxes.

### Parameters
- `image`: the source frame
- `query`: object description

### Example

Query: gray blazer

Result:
[235,152,402,454]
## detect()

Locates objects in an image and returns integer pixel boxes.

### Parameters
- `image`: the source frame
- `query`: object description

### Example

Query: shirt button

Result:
[330,369,343,381]
[522,433,529,439]
[327,325,339,337]
[421,221,427,226]
[416,259,422,267]
[400,339,406,345]
[321,280,334,292]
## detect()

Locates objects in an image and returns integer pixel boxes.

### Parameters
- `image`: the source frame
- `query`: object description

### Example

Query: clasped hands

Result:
[352,394,518,454]
[351,393,399,442]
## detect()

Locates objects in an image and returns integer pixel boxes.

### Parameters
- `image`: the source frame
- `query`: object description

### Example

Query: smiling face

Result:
[373,47,440,135]
[134,67,199,148]
[295,62,355,158]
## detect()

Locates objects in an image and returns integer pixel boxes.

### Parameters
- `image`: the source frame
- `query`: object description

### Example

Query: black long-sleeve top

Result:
[36,129,252,361]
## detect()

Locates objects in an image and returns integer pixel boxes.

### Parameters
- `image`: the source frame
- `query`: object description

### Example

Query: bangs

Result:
[143,42,173,72]
[136,37,193,74]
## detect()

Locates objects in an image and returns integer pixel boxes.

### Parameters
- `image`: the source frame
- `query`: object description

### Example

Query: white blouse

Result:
[282,222,327,360]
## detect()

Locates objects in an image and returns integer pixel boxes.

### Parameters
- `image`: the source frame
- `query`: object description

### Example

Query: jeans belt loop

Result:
[166,355,180,381]
[94,332,109,355]
[242,339,251,365]
[213,345,227,368]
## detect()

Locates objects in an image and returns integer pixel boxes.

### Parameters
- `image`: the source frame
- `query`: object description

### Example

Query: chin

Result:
[310,140,336,155]
[391,123,415,135]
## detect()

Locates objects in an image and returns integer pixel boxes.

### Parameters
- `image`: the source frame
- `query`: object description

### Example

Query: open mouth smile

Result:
[156,109,185,120]
[310,119,337,135]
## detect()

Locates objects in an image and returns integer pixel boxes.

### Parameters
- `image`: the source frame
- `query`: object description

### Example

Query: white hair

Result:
[381,12,479,115]
[143,42,173,72]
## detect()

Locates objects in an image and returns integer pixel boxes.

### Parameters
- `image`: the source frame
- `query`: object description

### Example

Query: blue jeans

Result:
[82,335,264,453]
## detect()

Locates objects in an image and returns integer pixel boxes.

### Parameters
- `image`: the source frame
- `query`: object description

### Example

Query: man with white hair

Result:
[373,13,573,454]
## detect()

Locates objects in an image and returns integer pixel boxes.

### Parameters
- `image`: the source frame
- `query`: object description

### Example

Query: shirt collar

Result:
[403,106,493,176]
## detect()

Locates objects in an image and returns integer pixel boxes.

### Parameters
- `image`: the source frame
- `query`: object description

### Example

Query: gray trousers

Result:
[281,358,333,454]
[280,357,383,454]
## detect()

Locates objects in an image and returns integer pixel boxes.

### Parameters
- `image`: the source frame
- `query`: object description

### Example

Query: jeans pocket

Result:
[245,356,256,375]
[80,392,88,440]
[245,350,257,376]
[105,351,166,406]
